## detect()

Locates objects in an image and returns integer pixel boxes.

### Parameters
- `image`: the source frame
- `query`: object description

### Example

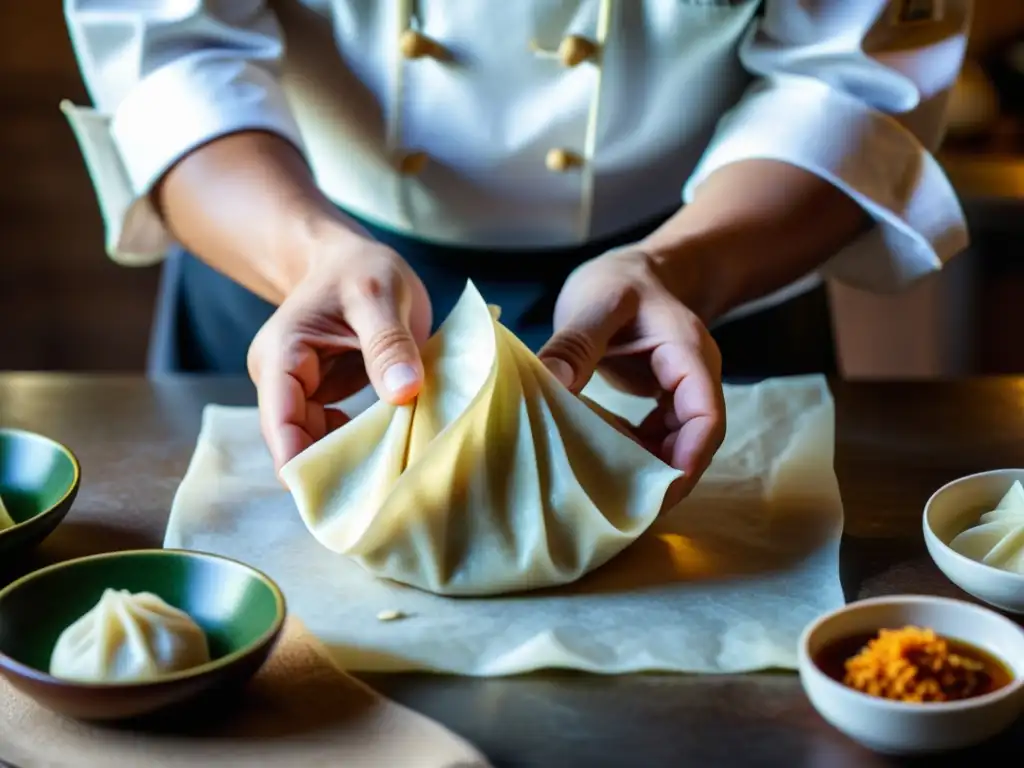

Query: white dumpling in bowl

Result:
[0,494,14,532]
[949,520,1024,575]
[979,480,1024,524]
[49,589,211,682]
[981,524,1024,574]
[281,281,683,597]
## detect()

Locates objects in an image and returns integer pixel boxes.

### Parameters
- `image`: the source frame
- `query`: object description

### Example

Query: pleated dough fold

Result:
[49,589,211,682]
[950,480,1024,575]
[281,281,683,596]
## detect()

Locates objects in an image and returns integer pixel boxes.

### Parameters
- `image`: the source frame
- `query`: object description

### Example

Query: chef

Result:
[61,0,971,497]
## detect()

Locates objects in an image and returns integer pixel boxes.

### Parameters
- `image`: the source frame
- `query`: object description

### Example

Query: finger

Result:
[668,414,722,484]
[250,328,323,473]
[632,402,700,514]
[597,355,661,398]
[634,395,680,440]
[311,351,371,405]
[343,276,424,405]
[538,290,638,392]
[650,342,726,478]
[632,399,672,457]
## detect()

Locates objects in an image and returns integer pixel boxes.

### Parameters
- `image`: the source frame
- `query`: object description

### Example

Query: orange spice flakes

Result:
[843,626,990,703]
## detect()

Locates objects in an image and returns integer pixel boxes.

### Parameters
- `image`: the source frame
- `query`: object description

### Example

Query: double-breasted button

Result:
[398,151,429,176]
[400,30,448,60]
[558,35,598,67]
[545,148,583,172]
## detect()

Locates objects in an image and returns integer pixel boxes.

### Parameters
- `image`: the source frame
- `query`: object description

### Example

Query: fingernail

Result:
[544,358,575,388]
[383,363,419,395]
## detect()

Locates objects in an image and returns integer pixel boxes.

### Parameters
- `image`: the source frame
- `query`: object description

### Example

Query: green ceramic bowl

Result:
[0,549,286,722]
[0,428,80,560]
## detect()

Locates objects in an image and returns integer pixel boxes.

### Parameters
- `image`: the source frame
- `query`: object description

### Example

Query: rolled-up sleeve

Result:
[682,0,972,293]
[63,0,306,266]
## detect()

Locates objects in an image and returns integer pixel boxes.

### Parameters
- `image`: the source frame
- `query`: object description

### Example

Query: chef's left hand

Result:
[539,247,726,499]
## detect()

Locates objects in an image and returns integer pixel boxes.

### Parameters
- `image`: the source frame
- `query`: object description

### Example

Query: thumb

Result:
[344,285,424,405]
[539,296,633,393]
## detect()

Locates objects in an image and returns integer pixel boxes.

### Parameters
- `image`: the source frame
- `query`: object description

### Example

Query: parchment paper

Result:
[0,619,489,767]
[164,374,845,675]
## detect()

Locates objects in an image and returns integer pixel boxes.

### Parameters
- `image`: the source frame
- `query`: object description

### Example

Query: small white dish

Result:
[799,595,1024,755]
[924,469,1024,614]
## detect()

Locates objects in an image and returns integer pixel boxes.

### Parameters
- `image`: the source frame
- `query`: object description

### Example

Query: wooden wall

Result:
[0,2,159,372]
[968,1,1024,54]
[0,1,1022,373]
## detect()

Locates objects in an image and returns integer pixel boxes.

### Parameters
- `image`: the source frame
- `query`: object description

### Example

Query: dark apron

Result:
[148,209,836,380]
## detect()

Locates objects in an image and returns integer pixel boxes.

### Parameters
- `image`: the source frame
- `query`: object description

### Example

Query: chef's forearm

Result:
[640,159,870,324]
[152,131,370,305]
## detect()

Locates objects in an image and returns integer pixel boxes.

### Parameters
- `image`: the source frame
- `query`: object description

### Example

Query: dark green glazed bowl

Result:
[0,549,286,722]
[0,428,80,560]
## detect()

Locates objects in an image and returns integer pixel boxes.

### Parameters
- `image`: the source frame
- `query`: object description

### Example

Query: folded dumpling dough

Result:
[949,480,1024,575]
[281,281,683,596]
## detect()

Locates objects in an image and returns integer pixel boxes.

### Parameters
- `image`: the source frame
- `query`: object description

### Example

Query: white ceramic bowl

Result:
[799,595,1024,755]
[924,469,1024,614]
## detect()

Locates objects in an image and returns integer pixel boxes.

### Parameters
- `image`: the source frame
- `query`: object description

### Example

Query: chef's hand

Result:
[539,247,726,500]
[247,239,432,473]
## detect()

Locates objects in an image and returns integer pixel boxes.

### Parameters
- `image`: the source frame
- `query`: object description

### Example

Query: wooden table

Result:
[1,373,1023,767]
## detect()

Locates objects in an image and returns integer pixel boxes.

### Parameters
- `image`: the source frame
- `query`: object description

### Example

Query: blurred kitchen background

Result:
[0,2,1022,378]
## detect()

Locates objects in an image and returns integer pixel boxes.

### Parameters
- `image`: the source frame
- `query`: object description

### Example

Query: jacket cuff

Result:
[62,58,305,266]
[682,74,969,293]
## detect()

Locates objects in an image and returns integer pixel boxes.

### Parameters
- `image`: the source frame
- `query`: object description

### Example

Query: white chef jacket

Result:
[62,0,971,320]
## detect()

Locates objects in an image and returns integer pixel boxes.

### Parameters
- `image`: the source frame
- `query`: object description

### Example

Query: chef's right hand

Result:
[247,236,432,474]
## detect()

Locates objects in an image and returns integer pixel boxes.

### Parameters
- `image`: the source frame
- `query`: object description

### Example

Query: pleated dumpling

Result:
[949,521,1024,574]
[949,481,1024,575]
[0,495,14,532]
[49,589,211,682]
[978,480,1024,524]
[281,281,683,596]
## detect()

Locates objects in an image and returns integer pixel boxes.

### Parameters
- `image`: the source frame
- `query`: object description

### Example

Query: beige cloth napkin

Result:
[0,619,490,768]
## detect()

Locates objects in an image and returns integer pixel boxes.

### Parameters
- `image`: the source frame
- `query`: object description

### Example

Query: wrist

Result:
[153,131,381,305]
[637,233,719,325]
[279,202,377,296]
